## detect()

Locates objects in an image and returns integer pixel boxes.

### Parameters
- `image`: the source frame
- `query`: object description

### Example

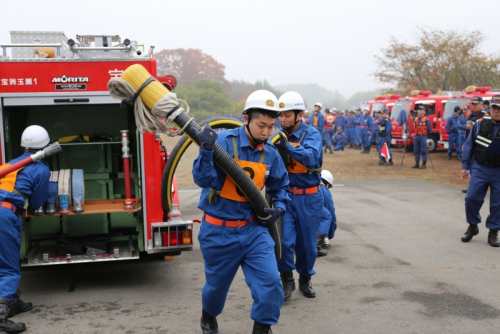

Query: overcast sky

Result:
[1,0,498,98]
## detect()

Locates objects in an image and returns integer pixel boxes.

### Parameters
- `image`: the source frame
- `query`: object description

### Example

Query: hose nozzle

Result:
[31,142,63,162]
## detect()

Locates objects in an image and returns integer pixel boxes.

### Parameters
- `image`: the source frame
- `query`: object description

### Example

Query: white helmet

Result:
[243,90,279,116]
[321,170,334,186]
[278,91,305,112]
[314,102,322,108]
[332,107,337,111]
[21,125,50,149]
[304,109,309,114]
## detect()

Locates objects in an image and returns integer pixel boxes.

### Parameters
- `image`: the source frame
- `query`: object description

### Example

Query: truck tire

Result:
[427,135,438,153]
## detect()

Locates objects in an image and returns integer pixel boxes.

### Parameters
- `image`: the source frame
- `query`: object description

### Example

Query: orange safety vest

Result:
[313,116,318,126]
[285,131,308,174]
[219,137,267,202]
[415,116,428,136]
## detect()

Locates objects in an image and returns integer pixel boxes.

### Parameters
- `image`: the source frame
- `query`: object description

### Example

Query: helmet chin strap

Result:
[246,113,265,145]
[282,113,301,132]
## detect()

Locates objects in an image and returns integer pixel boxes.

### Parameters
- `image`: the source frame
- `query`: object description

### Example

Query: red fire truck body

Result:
[370,94,401,117]
[0,32,192,266]
[389,91,448,152]
[438,86,497,149]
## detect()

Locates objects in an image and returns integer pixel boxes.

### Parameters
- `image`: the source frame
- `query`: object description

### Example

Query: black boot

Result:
[411,162,420,168]
[366,146,371,153]
[379,158,385,165]
[280,272,295,302]
[420,161,427,169]
[446,153,452,160]
[349,144,353,148]
[252,321,272,334]
[317,234,327,257]
[8,290,33,318]
[457,154,462,160]
[461,224,479,242]
[488,230,500,247]
[298,276,316,298]
[0,298,25,333]
[200,309,219,334]
[387,158,394,166]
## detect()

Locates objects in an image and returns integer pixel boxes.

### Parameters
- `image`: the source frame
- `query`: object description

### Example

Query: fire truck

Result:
[389,90,448,152]
[370,94,401,116]
[0,31,195,266]
[438,86,497,149]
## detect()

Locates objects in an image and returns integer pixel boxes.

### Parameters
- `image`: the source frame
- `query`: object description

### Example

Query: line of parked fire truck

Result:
[358,86,497,152]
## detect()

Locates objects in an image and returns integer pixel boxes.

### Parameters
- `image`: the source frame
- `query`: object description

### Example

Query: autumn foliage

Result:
[155,48,229,88]
[374,28,500,94]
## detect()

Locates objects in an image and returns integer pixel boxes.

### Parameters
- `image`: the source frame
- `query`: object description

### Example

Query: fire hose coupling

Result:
[31,141,63,162]
[120,130,130,158]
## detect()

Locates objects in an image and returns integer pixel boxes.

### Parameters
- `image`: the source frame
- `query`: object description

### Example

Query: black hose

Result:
[162,116,284,260]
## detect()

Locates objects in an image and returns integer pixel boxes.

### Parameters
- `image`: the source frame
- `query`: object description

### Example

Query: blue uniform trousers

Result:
[318,207,331,236]
[334,143,346,151]
[0,208,22,301]
[278,191,323,277]
[448,132,462,155]
[355,128,362,145]
[323,128,335,150]
[414,135,428,162]
[377,137,392,159]
[369,130,379,145]
[346,128,353,144]
[199,218,283,324]
[465,163,500,230]
[361,128,370,148]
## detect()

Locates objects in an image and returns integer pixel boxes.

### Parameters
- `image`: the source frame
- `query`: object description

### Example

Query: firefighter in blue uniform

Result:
[411,106,432,169]
[333,127,347,151]
[460,94,500,247]
[346,110,356,148]
[354,108,363,149]
[275,91,323,302]
[193,90,290,334]
[370,110,382,146]
[316,170,337,257]
[446,105,464,160]
[311,103,325,139]
[0,125,51,334]
[361,107,373,154]
[378,109,393,165]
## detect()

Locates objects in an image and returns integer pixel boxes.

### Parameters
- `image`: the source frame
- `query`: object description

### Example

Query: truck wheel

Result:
[427,136,437,152]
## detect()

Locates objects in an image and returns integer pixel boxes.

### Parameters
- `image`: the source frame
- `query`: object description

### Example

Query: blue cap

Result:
[325,108,330,112]
[454,105,461,112]
[382,108,389,114]
[491,95,500,107]
[418,105,427,111]
[471,96,484,104]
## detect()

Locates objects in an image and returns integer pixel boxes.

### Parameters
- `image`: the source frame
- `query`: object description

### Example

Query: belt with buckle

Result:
[204,213,256,228]
[289,186,319,195]
[1,201,17,212]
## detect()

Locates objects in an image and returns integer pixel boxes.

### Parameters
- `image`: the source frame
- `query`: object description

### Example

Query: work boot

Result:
[379,158,385,165]
[488,230,500,247]
[457,154,462,160]
[420,161,427,169]
[200,309,219,334]
[411,162,420,169]
[366,146,371,153]
[280,272,295,302]
[298,276,316,298]
[324,147,327,153]
[349,144,353,148]
[446,153,452,160]
[0,298,25,333]
[252,321,272,334]
[8,290,32,318]
[461,224,479,242]
[387,158,394,166]
[316,234,327,257]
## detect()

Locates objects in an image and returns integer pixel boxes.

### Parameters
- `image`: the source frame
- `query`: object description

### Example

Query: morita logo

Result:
[51,75,89,83]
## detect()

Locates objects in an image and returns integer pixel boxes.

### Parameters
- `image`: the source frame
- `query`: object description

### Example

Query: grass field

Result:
[161,134,469,189]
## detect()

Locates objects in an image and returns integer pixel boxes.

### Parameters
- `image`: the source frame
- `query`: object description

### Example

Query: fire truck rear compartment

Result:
[3,103,143,266]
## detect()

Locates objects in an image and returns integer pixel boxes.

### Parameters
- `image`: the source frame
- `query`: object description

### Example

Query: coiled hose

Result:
[108,65,283,260]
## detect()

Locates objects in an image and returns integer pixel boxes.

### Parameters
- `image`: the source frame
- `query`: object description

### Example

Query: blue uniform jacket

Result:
[354,115,361,126]
[461,120,500,171]
[0,151,50,210]
[445,114,462,134]
[458,115,467,137]
[334,116,345,130]
[361,115,373,128]
[281,121,323,189]
[346,116,355,129]
[193,126,291,220]
[333,132,347,146]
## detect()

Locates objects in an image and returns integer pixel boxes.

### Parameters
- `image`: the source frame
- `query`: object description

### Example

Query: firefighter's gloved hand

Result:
[258,207,284,227]
[197,126,218,151]
[274,133,288,151]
